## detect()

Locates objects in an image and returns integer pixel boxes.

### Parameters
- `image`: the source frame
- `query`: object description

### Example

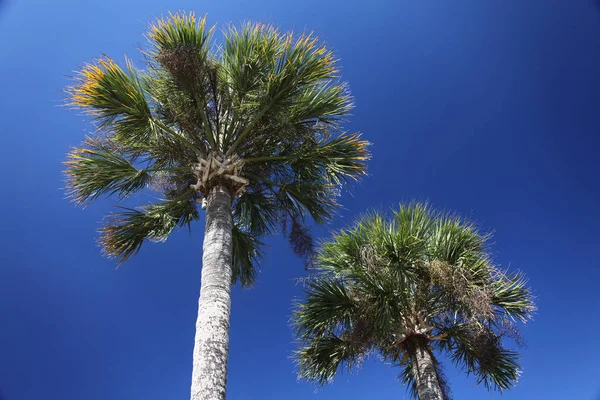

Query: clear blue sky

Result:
[1,0,599,399]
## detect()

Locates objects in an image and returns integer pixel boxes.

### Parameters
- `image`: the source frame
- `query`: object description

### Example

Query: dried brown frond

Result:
[428,260,494,320]
[359,244,383,272]
[157,46,207,91]
[288,218,314,264]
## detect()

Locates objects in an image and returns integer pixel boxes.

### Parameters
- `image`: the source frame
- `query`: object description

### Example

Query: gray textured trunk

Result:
[190,184,233,400]
[411,345,444,400]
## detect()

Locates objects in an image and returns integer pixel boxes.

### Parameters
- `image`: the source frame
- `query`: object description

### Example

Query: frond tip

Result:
[67,56,119,109]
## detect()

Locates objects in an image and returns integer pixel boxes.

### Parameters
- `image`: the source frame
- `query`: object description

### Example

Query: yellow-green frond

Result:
[68,56,117,110]
[148,11,208,50]
[282,31,339,80]
[67,56,150,119]
[66,56,154,146]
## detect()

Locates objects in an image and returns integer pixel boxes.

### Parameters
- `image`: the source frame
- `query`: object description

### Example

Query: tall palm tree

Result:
[293,203,535,400]
[64,12,369,400]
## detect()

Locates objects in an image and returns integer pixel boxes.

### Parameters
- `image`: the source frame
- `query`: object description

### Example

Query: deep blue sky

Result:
[1,1,599,399]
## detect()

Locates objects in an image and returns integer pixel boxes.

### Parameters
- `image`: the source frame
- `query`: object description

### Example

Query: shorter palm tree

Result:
[293,203,535,400]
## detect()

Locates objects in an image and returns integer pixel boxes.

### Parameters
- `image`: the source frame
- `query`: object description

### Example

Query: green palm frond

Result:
[316,217,377,273]
[441,324,521,391]
[64,137,151,205]
[147,12,217,146]
[489,270,535,322]
[238,130,369,257]
[289,82,352,124]
[386,203,434,266]
[430,213,489,265]
[99,194,198,263]
[147,12,214,89]
[233,190,278,236]
[220,22,283,98]
[276,182,339,224]
[245,131,368,184]
[317,133,369,182]
[147,73,207,151]
[231,224,264,287]
[295,334,363,385]
[294,277,356,338]
[222,24,344,154]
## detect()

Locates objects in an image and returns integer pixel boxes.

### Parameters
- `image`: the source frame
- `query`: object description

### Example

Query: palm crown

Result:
[294,203,535,397]
[64,12,369,284]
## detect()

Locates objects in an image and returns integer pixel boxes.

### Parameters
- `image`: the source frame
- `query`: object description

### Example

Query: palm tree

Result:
[293,203,535,400]
[64,12,369,400]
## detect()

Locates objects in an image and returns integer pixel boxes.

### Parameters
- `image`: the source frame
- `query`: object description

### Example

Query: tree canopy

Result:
[64,12,370,284]
[294,203,535,397]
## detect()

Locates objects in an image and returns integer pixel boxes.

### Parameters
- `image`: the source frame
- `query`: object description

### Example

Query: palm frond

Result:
[223,25,342,154]
[489,270,536,322]
[316,132,369,183]
[441,323,521,391]
[67,56,154,146]
[276,32,338,91]
[220,22,284,101]
[245,131,369,184]
[276,182,339,224]
[386,202,434,267]
[294,334,363,385]
[233,189,278,236]
[98,194,198,262]
[148,12,212,55]
[147,12,217,147]
[290,82,352,125]
[231,224,264,287]
[148,12,213,81]
[430,212,489,265]
[316,216,377,273]
[294,277,356,338]
[64,137,151,205]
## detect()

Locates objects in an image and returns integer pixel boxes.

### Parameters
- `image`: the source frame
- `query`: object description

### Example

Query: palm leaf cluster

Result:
[64,12,369,284]
[293,203,535,396]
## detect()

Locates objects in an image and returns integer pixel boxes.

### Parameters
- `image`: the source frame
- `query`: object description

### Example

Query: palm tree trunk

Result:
[411,343,444,400]
[191,184,233,400]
